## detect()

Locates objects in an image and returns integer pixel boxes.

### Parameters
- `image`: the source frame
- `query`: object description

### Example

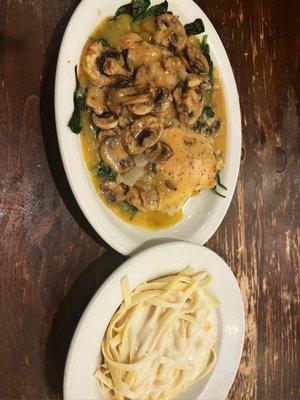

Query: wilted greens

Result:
[94,162,117,181]
[184,18,205,36]
[115,0,168,20]
[120,200,139,219]
[68,66,86,134]
[200,35,213,81]
[211,171,227,198]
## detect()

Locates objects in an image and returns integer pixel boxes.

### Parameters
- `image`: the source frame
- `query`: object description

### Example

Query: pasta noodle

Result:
[95,268,219,400]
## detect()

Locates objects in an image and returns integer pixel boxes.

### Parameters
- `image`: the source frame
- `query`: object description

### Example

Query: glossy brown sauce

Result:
[79,14,227,229]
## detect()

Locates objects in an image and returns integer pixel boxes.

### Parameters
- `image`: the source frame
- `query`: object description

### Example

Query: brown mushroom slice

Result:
[118,114,133,129]
[123,92,154,116]
[185,74,212,92]
[173,85,204,126]
[81,41,112,87]
[123,116,163,155]
[100,181,127,204]
[100,137,134,173]
[154,87,173,113]
[140,186,159,210]
[154,14,187,50]
[186,40,209,73]
[127,186,159,211]
[97,128,118,145]
[92,112,119,130]
[86,85,107,115]
[145,142,174,162]
[107,84,149,116]
[97,49,129,77]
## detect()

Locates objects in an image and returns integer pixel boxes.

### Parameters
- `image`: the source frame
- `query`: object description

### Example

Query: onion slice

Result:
[117,166,145,187]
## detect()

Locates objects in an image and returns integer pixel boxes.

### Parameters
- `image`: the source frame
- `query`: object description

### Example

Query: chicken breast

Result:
[155,126,217,214]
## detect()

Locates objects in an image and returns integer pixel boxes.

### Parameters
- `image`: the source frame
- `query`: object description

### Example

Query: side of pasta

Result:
[95,268,219,400]
[69,0,227,229]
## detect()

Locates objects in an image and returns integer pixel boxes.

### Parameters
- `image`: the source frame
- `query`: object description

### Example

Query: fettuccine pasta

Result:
[95,268,219,400]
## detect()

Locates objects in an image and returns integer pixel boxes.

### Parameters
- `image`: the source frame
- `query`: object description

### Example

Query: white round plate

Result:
[64,242,245,400]
[55,0,242,255]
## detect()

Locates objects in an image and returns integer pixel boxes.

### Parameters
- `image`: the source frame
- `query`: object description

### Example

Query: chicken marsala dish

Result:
[69,0,227,229]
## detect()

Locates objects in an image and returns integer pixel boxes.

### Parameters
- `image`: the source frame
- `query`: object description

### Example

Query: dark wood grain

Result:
[0,0,299,399]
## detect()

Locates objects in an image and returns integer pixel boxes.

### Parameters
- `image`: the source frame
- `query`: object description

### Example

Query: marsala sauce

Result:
[79,14,227,229]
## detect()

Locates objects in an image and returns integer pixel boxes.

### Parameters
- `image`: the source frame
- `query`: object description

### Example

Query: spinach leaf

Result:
[98,37,109,46]
[216,171,227,190]
[192,105,215,131]
[132,0,151,20]
[203,105,215,118]
[184,18,205,36]
[120,200,139,219]
[147,0,168,16]
[210,171,227,198]
[200,35,213,81]
[94,162,117,181]
[115,0,166,20]
[68,66,86,134]
[210,187,226,198]
[115,3,133,17]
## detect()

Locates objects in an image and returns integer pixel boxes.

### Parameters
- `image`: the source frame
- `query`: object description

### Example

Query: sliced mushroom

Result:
[140,186,159,210]
[127,186,159,211]
[81,41,112,87]
[126,187,143,210]
[118,114,133,129]
[123,116,163,155]
[100,137,134,173]
[92,112,119,130]
[100,181,127,204]
[173,85,204,126]
[86,85,107,115]
[186,40,209,73]
[112,75,132,89]
[124,92,154,116]
[108,83,154,116]
[97,49,129,77]
[153,87,173,114]
[107,84,141,116]
[97,128,118,145]
[145,141,174,162]
[154,14,187,51]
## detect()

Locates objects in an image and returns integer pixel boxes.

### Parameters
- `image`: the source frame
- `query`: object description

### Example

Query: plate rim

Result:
[63,241,245,400]
[55,0,242,255]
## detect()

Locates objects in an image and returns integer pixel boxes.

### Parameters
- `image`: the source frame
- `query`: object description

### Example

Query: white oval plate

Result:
[55,0,241,255]
[64,242,245,400]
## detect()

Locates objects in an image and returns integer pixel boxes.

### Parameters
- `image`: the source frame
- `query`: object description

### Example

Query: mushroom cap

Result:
[92,112,119,130]
[173,85,203,126]
[100,181,126,204]
[123,116,163,155]
[100,137,134,173]
[154,14,187,51]
[81,41,112,87]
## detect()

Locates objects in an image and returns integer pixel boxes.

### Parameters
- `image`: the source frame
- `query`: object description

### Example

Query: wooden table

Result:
[0,0,299,398]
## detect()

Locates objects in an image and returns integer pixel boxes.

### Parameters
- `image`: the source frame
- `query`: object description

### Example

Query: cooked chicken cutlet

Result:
[155,126,217,214]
